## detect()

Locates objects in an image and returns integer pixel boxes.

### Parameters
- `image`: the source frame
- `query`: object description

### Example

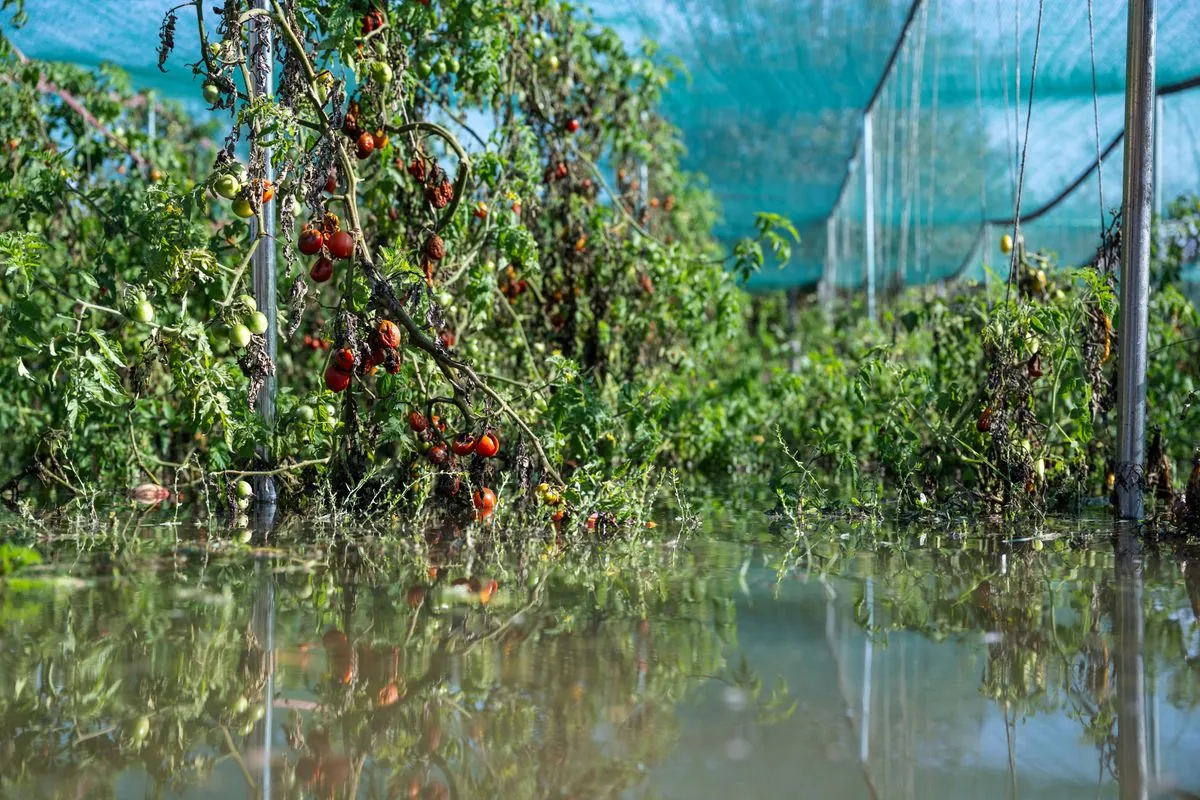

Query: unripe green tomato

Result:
[314,83,329,104]
[233,696,250,715]
[231,197,254,218]
[295,405,315,423]
[130,299,155,324]
[229,323,252,350]
[214,173,241,199]
[251,704,266,722]
[371,61,393,84]
[446,57,460,74]
[323,403,337,419]
[236,479,253,498]
[434,60,447,76]
[202,81,221,105]
[134,717,151,740]
[417,61,432,79]
[238,294,257,314]
[248,311,269,335]
[237,496,250,511]
[547,54,560,71]
[238,529,252,544]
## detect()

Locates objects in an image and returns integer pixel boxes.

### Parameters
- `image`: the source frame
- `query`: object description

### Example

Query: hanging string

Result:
[926,0,942,285]
[997,4,1017,211]
[973,0,988,284]
[1005,0,1047,305]
[1086,0,1107,231]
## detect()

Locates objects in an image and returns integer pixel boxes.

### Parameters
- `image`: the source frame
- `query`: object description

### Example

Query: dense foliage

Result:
[0,0,763,530]
[0,0,1197,531]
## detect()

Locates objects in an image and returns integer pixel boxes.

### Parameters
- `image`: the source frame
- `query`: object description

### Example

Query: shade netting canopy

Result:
[8,0,1200,292]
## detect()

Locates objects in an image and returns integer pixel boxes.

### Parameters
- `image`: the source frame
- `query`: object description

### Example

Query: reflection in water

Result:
[1115,529,1147,800]
[0,524,1197,799]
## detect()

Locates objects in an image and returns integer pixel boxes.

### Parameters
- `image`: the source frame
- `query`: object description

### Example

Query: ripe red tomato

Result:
[356,131,375,159]
[451,433,477,456]
[334,347,356,371]
[427,443,449,466]
[474,431,499,458]
[408,411,428,432]
[566,118,580,133]
[260,180,275,202]
[472,487,497,512]
[327,230,355,259]
[378,319,401,348]
[298,227,324,255]
[309,257,333,283]
[325,365,351,393]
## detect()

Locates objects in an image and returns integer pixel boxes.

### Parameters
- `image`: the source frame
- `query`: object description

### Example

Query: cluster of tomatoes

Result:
[226,294,270,350]
[404,154,454,211]
[301,334,331,351]
[407,411,500,519]
[299,213,355,283]
[499,265,528,302]
[341,100,388,161]
[323,319,404,393]
[211,168,273,219]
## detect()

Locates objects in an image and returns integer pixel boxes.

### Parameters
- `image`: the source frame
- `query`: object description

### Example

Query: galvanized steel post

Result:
[1115,0,1155,520]
[863,111,877,324]
[250,0,278,507]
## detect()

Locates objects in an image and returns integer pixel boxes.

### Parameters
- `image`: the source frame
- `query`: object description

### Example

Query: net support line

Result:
[864,109,877,323]
[1115,0,1156,521]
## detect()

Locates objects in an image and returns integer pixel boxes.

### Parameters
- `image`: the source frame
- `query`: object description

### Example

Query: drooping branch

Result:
[8,43,150,170]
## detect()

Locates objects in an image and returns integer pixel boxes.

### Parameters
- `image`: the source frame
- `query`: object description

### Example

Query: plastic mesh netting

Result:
[595,0,1200,291]
[8,0,1200,294]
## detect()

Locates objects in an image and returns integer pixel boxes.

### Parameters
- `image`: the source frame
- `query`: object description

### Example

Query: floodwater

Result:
[0,517,1198,799]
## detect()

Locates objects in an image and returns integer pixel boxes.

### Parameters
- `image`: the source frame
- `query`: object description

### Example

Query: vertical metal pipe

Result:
[250,1,278,506]
[860,575,874,764]
[1115,0,1155,520]
[863,111,877,324]
[1114,527,1148,800]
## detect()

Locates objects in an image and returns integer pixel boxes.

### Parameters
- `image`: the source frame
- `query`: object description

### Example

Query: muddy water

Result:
[0,520,1197,799]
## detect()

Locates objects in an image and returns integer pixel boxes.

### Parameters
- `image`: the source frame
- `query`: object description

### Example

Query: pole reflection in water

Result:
[1114,526,1147,800]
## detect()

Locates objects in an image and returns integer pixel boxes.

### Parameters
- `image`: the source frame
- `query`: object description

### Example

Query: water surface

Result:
[0,518,1197,799]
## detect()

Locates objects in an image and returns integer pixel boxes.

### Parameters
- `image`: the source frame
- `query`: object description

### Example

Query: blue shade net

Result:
[9,0,1200,296]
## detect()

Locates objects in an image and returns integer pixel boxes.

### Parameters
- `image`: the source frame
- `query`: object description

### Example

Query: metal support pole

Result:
[1114,527,1148,800]
[1115,0,1155,520]
[863,111,877,324]
[250,1,278,507]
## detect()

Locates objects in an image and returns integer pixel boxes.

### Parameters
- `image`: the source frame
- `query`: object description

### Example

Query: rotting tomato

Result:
[298,226,324,255]
[427,443,449,466]
[325,365,351,393]
[309,256,334,283]
[334,347,356,371]
[977,407,993,433]
[378,319,401,348]
[356,131,375,159]
[472,487,497,512]
[474,431,499,458]
[451,433,477,456]
[408,411,428,432]
[327,230,355,260]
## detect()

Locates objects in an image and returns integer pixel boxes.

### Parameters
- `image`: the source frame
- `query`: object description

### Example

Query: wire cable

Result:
[1086,0,1107,231]
[1005,0,1048,305]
